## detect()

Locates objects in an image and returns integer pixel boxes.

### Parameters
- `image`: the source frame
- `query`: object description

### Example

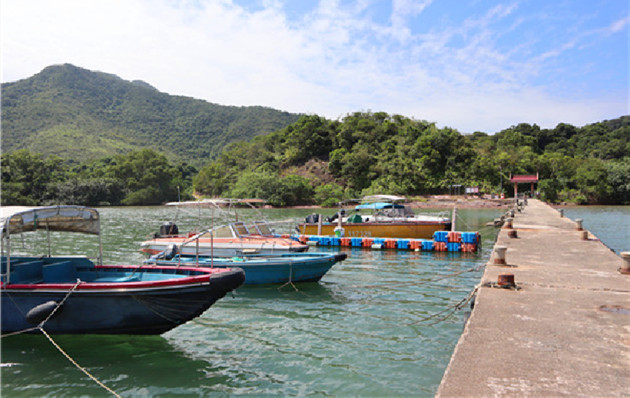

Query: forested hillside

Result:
[193,113,630,205]
[1,64,300,165]
[2,65,628,206]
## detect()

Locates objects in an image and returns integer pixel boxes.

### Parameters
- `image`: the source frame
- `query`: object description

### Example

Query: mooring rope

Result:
[407,284,480,327]
[278,260,299,292]
[39,328,122,398]
[39,278,82,326]
[1,279,82,338]
[1,279,121,397]
[353,263,484,290]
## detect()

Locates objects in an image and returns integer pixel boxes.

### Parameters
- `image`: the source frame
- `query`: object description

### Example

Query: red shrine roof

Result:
[510,174,539,183]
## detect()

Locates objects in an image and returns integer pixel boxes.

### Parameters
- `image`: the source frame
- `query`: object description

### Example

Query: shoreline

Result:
[284,196,514,210]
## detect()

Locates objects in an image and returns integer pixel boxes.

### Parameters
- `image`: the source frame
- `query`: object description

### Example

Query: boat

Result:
[297,195,451,239]
[145,250,347,285]
[140,221,309,258]
[1,206,245,335]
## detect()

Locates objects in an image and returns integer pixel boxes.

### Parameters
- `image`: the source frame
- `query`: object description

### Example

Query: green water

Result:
[1,206,576,396]
[561,206,630,254]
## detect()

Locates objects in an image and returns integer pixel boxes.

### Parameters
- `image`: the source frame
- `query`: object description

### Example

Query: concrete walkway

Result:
[437,199,630,397]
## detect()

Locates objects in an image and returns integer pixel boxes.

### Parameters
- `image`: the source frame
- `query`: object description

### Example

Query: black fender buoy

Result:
[334,253,348,262]
[26,301,59,325]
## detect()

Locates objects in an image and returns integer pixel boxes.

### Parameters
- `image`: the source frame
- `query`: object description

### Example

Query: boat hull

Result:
[297,221,450,239]
[1,268,245,335]
[151,253,347,285]
[140,238,309,257]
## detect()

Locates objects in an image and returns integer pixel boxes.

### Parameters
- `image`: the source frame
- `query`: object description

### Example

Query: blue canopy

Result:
[355,202,405,210]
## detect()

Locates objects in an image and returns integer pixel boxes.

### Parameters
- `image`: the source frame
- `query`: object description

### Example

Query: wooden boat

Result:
[140,221,308,258]
[298,197,451,239]
[145,251,347,285]
[1,206,245,335]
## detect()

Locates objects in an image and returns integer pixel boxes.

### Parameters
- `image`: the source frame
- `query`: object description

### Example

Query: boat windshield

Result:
[197,225,234,239]
[251,222,272,235]
[377,206,415,218]
[232,222,249,237]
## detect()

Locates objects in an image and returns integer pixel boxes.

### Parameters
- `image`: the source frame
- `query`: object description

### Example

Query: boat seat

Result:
[42,261,77,283]
[11,260,44,284]
[92,275,141,283]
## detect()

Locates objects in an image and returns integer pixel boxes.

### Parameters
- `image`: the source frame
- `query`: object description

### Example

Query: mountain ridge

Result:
[1,64,301,166]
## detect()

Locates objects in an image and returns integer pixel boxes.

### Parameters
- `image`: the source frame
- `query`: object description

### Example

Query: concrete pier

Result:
[437,199,630,397]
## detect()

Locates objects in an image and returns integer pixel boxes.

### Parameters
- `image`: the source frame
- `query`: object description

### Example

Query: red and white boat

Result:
[140,221,308,258]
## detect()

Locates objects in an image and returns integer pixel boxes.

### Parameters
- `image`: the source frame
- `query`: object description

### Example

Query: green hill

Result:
[1,64,301,166]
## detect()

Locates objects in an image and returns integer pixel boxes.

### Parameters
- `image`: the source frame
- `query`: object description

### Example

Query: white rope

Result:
[278,260,299,291]
[40,328,122,398]
[2,279,121,397]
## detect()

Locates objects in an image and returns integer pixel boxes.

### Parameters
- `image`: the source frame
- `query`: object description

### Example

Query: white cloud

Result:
[2,0,627,133]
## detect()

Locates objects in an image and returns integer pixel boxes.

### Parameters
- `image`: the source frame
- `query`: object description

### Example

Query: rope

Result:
[1,279,83,337]
[1,279,121,397]
[1,326,39,338]
[40,328,122,398]
[407,284,480,327]
[353,264,484,290]
[39,279,82,327]
[278,260,299,292]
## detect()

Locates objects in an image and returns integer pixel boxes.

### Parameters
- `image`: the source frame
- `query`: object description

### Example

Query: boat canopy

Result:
[355,202,405,210]
[0,206,100,236]
[362,195,406,202]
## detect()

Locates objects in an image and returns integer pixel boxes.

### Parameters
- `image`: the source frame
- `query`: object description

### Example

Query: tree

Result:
[1,150,66,205]
[105,149,181,205]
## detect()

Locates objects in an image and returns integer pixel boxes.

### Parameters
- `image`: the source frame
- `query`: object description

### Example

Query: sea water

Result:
[1,206,627,396]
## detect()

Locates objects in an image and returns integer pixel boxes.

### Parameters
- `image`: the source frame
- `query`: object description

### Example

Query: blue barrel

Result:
[447,242,461,252]
[422,240,434,251]
[330,237,340,246]
[308,236,321,243]
[434,231,448,242]
[397,239,409,249]
[373,238,386,245]
[320,237,331,246]
[461,232,478,244]
[351,237,363,247]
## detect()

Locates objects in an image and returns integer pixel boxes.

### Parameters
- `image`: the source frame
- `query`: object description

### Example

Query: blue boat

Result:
[146,250,347,285]
[1,206,245,335]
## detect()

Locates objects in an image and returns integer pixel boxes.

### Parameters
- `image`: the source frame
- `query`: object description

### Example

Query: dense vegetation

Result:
[193,113,630,205]
[2,113,628,206]
[2,65,628,207]
[1,64,300,166]
[1,149,195,206]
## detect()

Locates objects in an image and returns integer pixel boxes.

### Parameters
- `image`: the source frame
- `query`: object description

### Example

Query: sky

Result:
[1,0,628,133]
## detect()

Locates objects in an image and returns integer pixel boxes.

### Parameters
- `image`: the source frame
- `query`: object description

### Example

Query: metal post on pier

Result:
[317,215,322,236]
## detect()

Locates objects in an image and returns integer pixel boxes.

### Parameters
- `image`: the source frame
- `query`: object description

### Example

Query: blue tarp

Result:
[355,202,405,210]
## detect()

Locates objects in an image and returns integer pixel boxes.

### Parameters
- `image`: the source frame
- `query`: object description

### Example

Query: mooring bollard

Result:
[497,273,515,288]
[504,218,513,229]
[494,246,507,265]
[580,230,588,240]
[620,252,630,275]
[576,219,583,231]
[508,229,518,239]
[559,209,564,217]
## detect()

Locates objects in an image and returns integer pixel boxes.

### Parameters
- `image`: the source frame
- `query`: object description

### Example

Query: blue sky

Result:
[2,0,628,133]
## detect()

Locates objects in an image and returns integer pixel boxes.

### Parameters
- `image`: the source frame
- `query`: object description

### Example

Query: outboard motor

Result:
[305,213,319,224]
[326,209,345,223]
[147,243,178,263]
[159,222,179,237]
